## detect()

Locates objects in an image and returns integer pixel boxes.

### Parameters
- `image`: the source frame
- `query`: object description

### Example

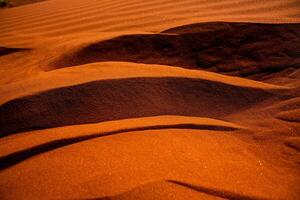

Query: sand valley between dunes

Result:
[0,0,300,199]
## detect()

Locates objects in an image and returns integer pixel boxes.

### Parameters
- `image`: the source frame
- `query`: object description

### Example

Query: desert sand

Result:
[0,0,300,199]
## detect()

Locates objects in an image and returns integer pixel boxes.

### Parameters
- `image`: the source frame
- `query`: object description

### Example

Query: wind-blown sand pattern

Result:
[0,0,300,199]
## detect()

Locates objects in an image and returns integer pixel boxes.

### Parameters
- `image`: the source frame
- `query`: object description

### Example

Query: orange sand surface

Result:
[0,0,300,199]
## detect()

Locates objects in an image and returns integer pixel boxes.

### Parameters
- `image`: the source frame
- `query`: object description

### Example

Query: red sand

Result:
[0,0,300,199]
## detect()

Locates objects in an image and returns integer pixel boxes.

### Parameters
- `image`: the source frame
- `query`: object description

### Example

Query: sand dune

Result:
[50,22,300,78]
[1,128,299,199]
[0,0,300,199]
[0,116,242,170]
[0,62,285,105]
[0,76,273,136]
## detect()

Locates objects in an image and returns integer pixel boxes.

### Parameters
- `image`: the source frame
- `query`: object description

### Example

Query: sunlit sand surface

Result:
[0,0,300,199]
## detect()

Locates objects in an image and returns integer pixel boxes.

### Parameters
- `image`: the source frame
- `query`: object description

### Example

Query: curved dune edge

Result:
[0,115,242,155]
[96,179,267,200]
[0,62,287,104]
[0,115,242,170]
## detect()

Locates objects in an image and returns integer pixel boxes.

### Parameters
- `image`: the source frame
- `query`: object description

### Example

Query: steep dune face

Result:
[0,0,300,199]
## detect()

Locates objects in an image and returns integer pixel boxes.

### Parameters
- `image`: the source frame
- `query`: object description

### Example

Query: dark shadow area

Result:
[0,77,275,137]
[51,22,300,78]
[0,47,29,57]
[0,0,46,8]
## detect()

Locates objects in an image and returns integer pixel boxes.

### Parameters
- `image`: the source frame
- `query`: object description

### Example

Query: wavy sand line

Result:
[0,0,202,30]
[0,115,242,158]
[0,122,240,171]
[90,179,267,200]
[167,180,267,200]
[1,0,299,38]
[29,5,300,36]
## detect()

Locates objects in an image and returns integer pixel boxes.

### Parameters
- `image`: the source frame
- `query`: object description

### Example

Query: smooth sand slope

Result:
[0,0,300,199]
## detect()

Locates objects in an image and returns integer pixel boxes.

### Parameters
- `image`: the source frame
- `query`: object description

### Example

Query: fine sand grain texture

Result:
[0,0,300,199]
